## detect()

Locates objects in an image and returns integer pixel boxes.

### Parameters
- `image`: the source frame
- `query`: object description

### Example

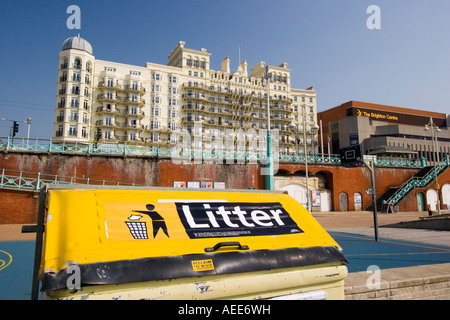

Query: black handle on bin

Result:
[205,242,249,252]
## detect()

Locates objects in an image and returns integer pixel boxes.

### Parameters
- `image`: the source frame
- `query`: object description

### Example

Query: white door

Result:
[281,184,307,208]
[320,191,332,212]
[442,184,450,210]
[426,189,438,211]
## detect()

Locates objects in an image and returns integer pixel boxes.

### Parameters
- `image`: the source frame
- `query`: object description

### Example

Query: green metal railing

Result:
[0,169,141,191]
[384,154,450,206]
[0,137,426,167]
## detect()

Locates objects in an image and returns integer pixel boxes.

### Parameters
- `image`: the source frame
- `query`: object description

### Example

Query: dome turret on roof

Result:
[62,35,93,54]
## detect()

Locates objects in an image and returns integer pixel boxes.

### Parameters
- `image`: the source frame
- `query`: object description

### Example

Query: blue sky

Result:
[0,0,449,138]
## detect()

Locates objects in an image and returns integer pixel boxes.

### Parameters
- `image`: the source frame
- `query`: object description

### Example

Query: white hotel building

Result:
[54,36,319,155]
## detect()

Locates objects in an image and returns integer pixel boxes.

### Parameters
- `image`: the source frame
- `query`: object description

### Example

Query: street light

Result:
[424,117,441,214]
[290,105,319,212]
[262,66,274,190]
[26,117,32,141]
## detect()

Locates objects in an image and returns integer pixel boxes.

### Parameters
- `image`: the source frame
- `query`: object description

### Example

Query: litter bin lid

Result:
[40,186,346,291]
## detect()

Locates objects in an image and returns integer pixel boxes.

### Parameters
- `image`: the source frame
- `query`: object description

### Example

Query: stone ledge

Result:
[345,263,450,300]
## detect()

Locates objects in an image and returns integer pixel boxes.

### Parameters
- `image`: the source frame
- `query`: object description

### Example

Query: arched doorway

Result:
[416,192,425,211]
[339,192,348,211]
[426,189,438,211]
[442,184,450,210]
[281,184,307,208]
[354,192,362,211]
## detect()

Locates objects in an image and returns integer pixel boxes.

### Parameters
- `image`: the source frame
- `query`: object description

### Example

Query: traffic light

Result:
[12,121,19,137]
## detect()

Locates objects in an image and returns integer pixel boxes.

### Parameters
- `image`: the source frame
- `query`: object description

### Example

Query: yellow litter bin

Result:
[33,185,347,300]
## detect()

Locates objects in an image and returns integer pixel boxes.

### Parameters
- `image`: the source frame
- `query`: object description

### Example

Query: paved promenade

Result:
[312,211,449,247]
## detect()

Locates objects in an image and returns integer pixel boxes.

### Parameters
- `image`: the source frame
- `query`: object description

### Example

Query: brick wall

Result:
[0,189,39,224]
[1,151,449,224]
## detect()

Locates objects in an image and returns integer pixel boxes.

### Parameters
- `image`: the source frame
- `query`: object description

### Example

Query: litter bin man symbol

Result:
[129,204,169,239]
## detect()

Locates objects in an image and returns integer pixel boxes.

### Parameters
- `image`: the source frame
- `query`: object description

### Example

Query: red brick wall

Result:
[0,189,39,224]
[1,151,449,223]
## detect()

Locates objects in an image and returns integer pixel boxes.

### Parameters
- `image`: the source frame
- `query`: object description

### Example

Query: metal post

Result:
[320,120,324,163]
[370,161,379,242]
[264,66,274,190]
[31,185,48,300]
[364,156,379,242]
[425,117,441,214]
[303,105,311,212]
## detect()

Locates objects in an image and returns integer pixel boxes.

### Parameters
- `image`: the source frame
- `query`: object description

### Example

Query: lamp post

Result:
[27,117,32,142]
[424,117,441,214]
[297,104,319,212]
[262,66,274,190]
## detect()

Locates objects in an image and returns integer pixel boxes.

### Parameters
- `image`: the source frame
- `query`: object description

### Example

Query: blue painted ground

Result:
[1,234,450,299]
[331,232,450,273]
[0,241,34,300]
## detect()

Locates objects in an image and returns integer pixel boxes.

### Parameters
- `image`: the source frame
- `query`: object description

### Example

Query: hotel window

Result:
[106,91,113,99]
[130,105,137,115]
[169,87,177,95]
[59,84,66,94]
[193,60,199,68]
[200,61,205,69]
[152,107,160,117]
[151,121,159,129]
[152,96,160,104]
[152,132,159,142]
[168,108,176,118]
[129,131,136,141]
[84,87,90,98]
[169,133,177,143]
[61,58,68,69]
[71,85,80,95]
[73,72,80,82]
[152,84,160,92]
[85,75,90,84]
[169,98,177,106]
[69,111,78,122]
[104,129,111,139]
[82,127,88,138]
[71,98,79,108]
[69,125,77,136]
[152,72,161,81]
[60,71,67,82]
[132,81,139,90]
[107,78,114,87]
[169,122,177,131]
[186,59,192,67]
[169,75,178,83]
[82,113,88,124]
[73,59,81,69]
